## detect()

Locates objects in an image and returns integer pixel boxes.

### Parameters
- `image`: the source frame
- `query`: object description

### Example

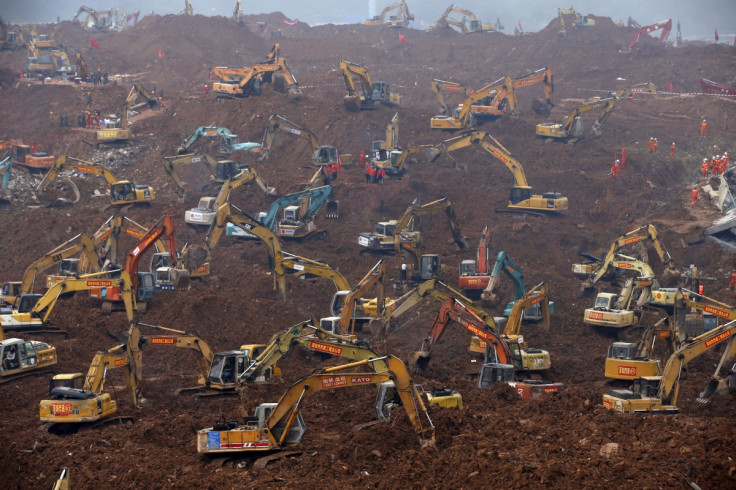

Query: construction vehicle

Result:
[357,197,468,282]
[604,317,676,381]
[0,156,11,203]
[276,185,335,240]
[431,68,554,129]
[0,270,135,334]
[184,167,275,227]
[181,0,193,15]
[411,296,562,397]
[374,144,437,179]
[557,6,595,36]
[583,256,661,330]
[573,224,678,294]
[279,252,350,291]
[37,156,155,206]
[164,152,274,204]
[386,278,551,373]
[0,140,55,170]
[212,44,302,100]
[339,60,401,111]
[479,251,554,320]
[259,114,352,166]
[370,111,400,159]
[197,355,434,454]
[429,131,568,213]
[603,318,736,413]
[96,82,160,143]
[432,5,496,33]
[39,343,140,431]
[535,90,625,143]
[320,260,391,336]
[622,19,672,51]
[73,6,111,30]
[89,214,189,313]
[0,336,56,383]
[430,79,473,117]
[364,0,414,28]
[227,185,338,239]
[0,16,24,50]
[201,202,288,298]
[176,126,261,156]
[458,226,492,297]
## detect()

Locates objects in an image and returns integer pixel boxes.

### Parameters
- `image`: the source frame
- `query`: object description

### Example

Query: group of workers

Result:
[700,153,730,176]
[360,151,386,183]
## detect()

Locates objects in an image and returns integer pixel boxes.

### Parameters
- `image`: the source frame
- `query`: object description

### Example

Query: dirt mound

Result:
[1,11,735,489]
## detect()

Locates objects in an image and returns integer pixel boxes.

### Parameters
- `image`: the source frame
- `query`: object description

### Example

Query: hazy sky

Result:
[4,0,734,41]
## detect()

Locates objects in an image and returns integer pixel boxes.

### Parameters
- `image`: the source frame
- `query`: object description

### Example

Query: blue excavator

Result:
[177,126,261,155]
[0,155,11,203]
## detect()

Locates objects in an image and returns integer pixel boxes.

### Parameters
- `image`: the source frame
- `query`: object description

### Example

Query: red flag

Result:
[157,49,163,58]
[621,144,626,168]
[518,20,523,32]
[398,33,407,44]
[90,38,100,49]
[715,29,719,41]
[668,81,673,92]
[734,33,736,45]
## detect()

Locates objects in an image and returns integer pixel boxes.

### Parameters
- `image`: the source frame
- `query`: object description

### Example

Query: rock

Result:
[599,442,619,458]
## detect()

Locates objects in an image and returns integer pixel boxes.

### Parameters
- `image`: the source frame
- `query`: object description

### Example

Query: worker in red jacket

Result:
[670,142,675,157]
[690,187,699,206]
[359,151,366,168]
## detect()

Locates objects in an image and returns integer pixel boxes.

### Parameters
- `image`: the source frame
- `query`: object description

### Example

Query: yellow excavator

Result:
[197,355,435,454]
[37,156,155,206]
[0,335,56,383]
[603,318,736,413]
[573,223,679,295]
[431,68,554,129]
[213,44,302,100]
[340,60,401,111]
[536,90,624,143]
[364,0,414,27]
[259,114,352,166]
[432,5,496,33]
[357,197,469,282]
[97,82,160,143]
[430,79,473,117]
[557,6,595,36]
[0,233,101,307]
[39,343,140,432]
[0,270,136,336]
[429,131,568,213]
[162,152,274,202]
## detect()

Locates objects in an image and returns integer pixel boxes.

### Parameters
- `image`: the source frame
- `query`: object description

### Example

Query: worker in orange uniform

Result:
[648,137,655,153]
[701,158,709,176]
[700,118,708,138]
[359,151,366,168]
[377,166,386,184]
[653,138,659,152]
[729,271,736,297]
[204,84,209,95]
[611,159,620,179]
[670,142,675,157]
[723,152,729,169]
[691,187,699,206]
[365,164,375,183]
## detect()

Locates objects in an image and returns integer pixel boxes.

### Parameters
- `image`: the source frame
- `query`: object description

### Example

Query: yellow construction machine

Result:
[96,82,160,143]
[603,319,736,413]
[432,5,496,33]
[37,156,155,206]
[0,335,56,383]
[557,6,595,36]
[259,114,352,166]
[429,131,568,213]
[364,0,414,27]
[197,355,434,454]
[213,44,302,100]
[340,60,400,111]
[536,90,624,143]
[39,343,140,432]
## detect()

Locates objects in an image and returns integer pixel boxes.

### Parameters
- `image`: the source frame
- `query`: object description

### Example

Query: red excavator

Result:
[623,19,671,51]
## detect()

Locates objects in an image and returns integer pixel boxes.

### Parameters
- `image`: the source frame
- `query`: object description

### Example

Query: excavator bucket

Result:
[343,95,360,112]
[287,87,303,101]
[170,267,191,291]
[325,199,339,219]
[425,147,444,165]
[531,98,552,117]
[182,245,209,271]
[480,290,500,306]
[699,372,736,401]
[409,350,431,375]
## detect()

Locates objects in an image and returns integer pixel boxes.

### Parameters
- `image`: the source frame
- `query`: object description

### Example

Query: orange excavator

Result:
[0,140,55,170]
[622,19,672,51]
[89,214,189,313]
[410,296,564,399]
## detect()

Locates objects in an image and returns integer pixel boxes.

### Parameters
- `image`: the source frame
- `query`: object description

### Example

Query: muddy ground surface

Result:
[1,12,736,489]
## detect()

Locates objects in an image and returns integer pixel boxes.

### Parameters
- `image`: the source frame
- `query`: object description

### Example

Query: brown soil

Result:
[2,13,736,489]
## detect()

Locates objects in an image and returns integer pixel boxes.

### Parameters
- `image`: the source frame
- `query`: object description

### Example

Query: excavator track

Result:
[45,415,135,435]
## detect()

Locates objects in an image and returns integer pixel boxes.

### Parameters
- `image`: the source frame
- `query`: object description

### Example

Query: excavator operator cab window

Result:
[209,352,241,386]
[477,363,515,388]
[17,294,42,314]
[49,375,83,393]
[594,295,616,309]
[112,183,133,201]
[283,206,300,223]
[460,260,477,276]
[608,342,637,359]
[58,258,80,276]
[509,187,532,205]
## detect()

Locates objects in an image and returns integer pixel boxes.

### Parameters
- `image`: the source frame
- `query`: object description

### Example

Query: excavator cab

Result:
[208,345,273,387]
[372,82,390,102]
[477,362,515,388]
[214,160,243,181]
[312,146,339,166]
[459,260,477,276]
[420,255,443,280]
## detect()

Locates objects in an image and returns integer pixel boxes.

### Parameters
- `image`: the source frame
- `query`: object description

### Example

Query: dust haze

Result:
[4,0,734,41]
